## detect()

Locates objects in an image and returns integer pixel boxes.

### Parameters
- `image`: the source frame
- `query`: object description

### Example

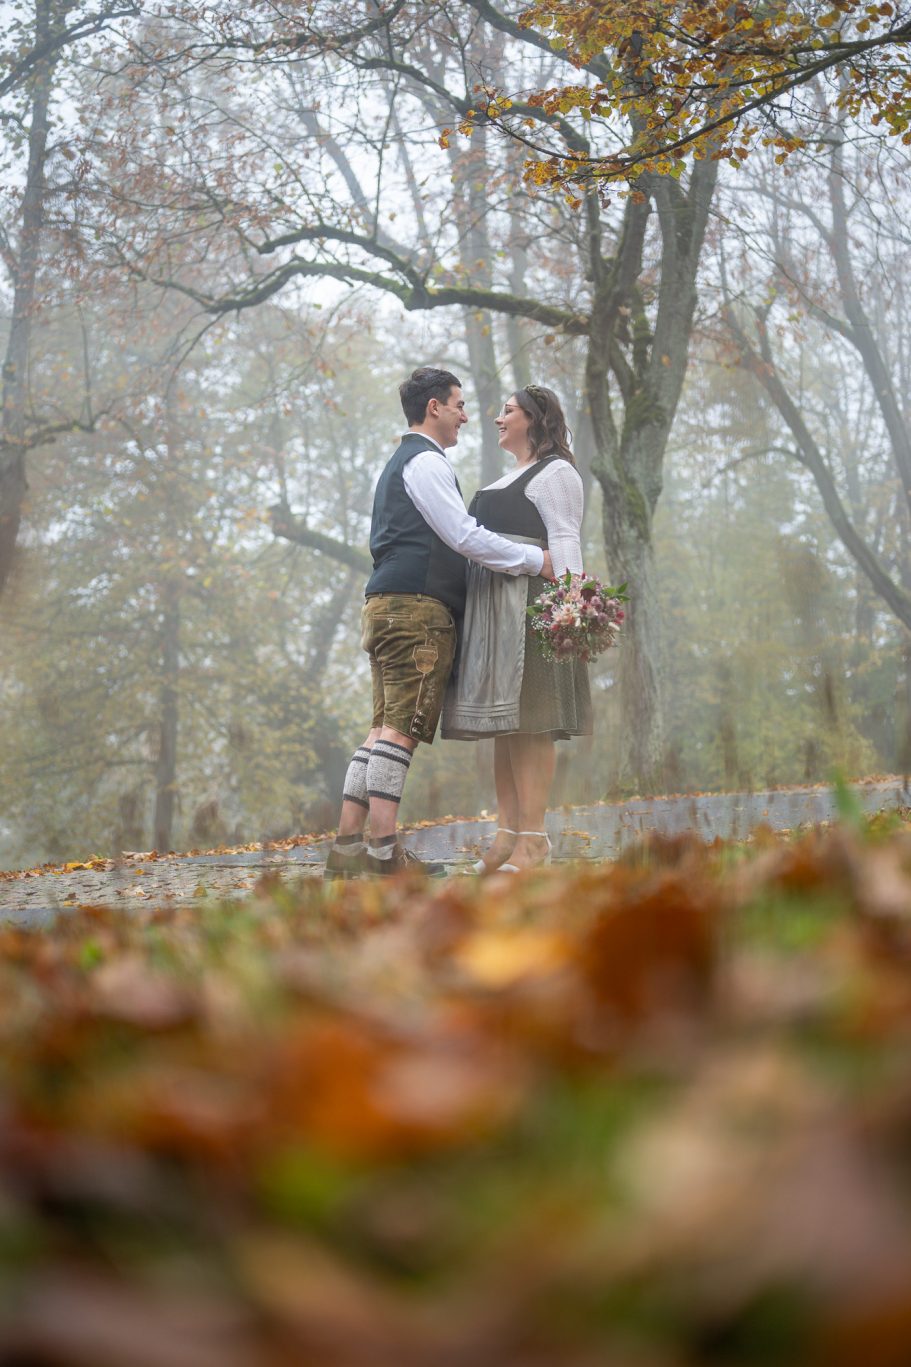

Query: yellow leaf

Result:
[454,928,570,987]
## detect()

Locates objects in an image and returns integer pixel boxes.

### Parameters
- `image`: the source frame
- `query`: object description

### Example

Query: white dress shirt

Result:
[401,437,545,576]
[481,459,584,576]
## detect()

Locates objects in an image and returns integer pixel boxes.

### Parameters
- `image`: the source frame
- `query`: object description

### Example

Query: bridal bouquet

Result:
[528,572,627,664]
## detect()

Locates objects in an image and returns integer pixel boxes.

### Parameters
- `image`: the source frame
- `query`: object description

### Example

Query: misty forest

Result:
[8,6,911,1365]
[2,0,910,869]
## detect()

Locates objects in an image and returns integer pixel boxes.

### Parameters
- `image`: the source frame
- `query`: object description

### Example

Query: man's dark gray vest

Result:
[365,433,467,615]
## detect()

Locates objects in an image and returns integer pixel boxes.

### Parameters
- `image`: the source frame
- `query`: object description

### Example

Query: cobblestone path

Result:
[2,778,906,927]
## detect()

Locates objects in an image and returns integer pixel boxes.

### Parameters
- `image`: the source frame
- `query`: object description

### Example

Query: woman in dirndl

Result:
[442,385,592,872]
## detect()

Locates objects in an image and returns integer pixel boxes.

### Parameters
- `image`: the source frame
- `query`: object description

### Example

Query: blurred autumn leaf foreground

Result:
[2,816,911,1366]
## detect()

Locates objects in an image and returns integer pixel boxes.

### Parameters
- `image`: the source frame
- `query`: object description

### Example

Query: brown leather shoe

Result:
[323,845,369,881]
[366,844,446,877]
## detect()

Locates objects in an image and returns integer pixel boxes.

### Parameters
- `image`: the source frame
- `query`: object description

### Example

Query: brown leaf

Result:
[265,1013,524,1161]
[579,866,718,1023]
[0,1269,262,1367]
[91,955,198,1029]
[847,840,911,922]
[236,1233,441,1361]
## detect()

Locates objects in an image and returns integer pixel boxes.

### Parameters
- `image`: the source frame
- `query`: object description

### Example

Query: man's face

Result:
[429,386,468,447]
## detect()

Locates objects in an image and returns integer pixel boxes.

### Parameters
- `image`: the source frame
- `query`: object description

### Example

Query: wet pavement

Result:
[1,778,906,927]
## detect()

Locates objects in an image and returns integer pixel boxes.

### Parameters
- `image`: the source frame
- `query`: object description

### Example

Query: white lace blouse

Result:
[482,458,584,576]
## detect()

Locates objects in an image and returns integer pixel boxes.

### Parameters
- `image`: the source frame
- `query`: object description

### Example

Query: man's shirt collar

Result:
[406,431,446,455]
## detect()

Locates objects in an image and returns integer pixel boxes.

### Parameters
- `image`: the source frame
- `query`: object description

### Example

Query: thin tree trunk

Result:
[0,0,53,593]
[827,139,911,518]
[153,383,183,852]
[153,582,180,851]
[898,634,911,784]
[448,129,502,486]
[506,209,532,393]
[463,305,502,486]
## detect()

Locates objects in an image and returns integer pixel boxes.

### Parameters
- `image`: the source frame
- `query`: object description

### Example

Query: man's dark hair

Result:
[399,367,462,426]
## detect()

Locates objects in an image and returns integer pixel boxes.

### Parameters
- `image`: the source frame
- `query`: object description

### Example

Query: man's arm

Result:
[403,452,546,576]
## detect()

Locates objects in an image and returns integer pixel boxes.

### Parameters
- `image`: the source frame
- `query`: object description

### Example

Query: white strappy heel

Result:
[499,831,552,873]
[472,828,518,874]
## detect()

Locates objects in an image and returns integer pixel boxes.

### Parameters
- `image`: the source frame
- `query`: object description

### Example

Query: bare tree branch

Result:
[0,3,141,99]
[269,502,373,576]
[132,250,591,333]
[725,305,911,632]
[462,0,614,81]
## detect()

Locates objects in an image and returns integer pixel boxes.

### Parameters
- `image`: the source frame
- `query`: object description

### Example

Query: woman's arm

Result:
[527,462,584,576]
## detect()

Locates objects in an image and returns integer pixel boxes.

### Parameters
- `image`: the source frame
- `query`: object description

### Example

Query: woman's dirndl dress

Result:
[442,455,592,741]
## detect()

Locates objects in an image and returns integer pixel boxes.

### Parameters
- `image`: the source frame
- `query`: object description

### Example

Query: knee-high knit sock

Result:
[332,745,372,853]
[342,746,371,810]
[366,740,412,860]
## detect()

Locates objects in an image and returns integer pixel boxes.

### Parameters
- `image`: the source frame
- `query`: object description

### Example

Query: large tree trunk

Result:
[587,161,718,792]
[610,513,666,789]
[597,410,670,792]
[0,0,53,594]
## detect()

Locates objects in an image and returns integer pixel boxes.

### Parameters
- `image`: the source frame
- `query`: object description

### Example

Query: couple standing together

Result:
[324,365,592,880]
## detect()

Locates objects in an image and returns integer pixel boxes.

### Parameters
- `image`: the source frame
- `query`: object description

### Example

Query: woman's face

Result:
[495,393,532,456]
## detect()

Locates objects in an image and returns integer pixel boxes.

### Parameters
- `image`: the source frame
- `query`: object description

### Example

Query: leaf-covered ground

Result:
[1,817,911,1366]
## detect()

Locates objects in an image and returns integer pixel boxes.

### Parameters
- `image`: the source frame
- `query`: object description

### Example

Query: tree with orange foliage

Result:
[99,2,719,792]
[463,0,911,190]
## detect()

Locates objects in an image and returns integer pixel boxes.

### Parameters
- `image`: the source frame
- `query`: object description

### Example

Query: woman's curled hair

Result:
[515,385,575,465]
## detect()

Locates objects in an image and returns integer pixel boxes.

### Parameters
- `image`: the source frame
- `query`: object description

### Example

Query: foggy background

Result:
[1,1,908,869]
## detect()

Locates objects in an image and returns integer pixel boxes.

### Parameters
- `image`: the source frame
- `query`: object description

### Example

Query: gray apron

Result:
[442,533,544,739]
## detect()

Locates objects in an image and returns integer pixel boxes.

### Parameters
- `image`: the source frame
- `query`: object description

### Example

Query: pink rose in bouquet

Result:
[527,572,627,664]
